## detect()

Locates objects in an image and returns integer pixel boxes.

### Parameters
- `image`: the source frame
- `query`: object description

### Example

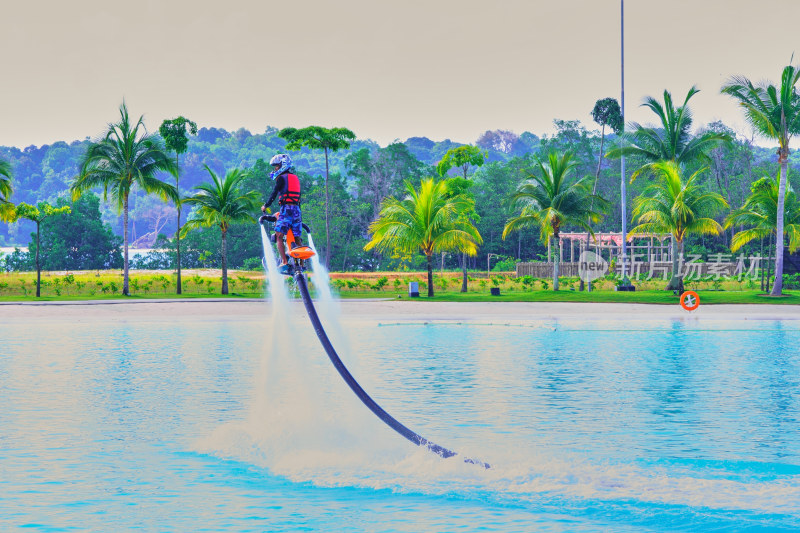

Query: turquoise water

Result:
[1,310,799,531]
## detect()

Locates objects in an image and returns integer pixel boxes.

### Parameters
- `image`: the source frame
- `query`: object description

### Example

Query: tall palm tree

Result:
[722,64,800,295]
[159,116,197,295]
[0,158,14,222]
[725,176,800,291]
[502,151,608,291]
[629,160,728,290]
[71,103,177,295]
[181,166,259,294]
[365,178,482,297]
[607,86,730,178]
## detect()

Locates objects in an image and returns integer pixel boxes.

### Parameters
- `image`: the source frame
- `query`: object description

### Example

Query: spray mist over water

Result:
[200,225,402,476]
[195,229,798,520]
[306,234,356,372]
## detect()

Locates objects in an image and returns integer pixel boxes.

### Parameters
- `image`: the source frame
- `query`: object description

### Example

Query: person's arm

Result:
[263,176,284,210]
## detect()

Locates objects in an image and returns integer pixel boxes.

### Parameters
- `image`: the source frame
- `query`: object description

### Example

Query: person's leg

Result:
[275,205,291,265]
[275,231,288,264]
[291,206,303,247]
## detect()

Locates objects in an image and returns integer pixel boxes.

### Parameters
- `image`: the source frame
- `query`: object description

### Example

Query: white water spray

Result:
[253,226,293,408]
[307,234,333,306]
[199,225,397,471]
[260,225,290,307]
[306,234,357,373]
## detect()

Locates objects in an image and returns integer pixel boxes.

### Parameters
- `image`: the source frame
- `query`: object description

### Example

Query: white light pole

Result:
[620,0,629,285]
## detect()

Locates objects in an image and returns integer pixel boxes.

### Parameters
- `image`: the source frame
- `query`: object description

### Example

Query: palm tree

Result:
[607,86,730,178]
[365,178,482,297]
[181,166,259,294]
[725,175,800,292]
[71,103,177,295]
[159,116,197,295]
[502,151,608,291]
[628,160,728,290]
[722,64,800,295]
[0,158,14,222]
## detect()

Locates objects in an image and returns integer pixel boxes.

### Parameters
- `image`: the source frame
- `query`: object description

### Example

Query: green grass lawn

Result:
[339,289,800,305]
[0,292,266,303]
[1,268,797,305]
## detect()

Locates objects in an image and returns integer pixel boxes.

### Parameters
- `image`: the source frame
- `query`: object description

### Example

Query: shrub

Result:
[783,273,800,289]
[492,256,518,272]
[62,274,75,294]
[242,257,263,270]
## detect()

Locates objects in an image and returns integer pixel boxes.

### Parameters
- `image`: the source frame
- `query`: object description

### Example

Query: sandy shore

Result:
[1,298,798,322]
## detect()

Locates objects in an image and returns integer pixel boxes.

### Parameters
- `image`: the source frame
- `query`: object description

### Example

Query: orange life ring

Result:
[680,291,700,311]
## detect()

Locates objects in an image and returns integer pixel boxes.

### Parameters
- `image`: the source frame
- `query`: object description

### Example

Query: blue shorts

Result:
[275,204,302,237]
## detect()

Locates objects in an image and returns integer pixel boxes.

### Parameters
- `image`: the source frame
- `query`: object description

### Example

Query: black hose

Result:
[294,272,489,468]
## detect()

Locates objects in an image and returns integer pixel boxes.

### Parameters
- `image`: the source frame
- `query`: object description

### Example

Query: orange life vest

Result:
[279,173,301,205]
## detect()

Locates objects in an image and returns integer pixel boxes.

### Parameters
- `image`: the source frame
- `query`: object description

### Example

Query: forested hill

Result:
[0,126,539,245]
[0,126,538,207]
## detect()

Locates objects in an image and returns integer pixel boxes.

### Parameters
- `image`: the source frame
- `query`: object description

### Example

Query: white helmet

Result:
[269,153,292,179]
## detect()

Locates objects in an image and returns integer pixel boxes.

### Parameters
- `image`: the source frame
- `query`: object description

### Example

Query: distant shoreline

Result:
[2,299,798,322]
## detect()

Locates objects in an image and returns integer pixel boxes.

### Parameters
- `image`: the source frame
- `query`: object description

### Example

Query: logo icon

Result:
[578,250,608,282]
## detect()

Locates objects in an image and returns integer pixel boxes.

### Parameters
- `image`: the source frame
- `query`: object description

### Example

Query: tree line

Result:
[1,62,799,297]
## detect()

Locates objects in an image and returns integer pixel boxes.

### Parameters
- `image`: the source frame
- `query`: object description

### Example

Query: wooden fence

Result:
[515,261,742,279]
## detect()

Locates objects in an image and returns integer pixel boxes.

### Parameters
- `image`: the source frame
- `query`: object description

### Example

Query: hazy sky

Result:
[2,0,798,148]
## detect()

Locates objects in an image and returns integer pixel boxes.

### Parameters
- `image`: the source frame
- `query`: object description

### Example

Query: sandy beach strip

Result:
[0,298,798,322]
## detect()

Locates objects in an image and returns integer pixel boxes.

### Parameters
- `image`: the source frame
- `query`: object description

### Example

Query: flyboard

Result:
[260,215,489,469]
